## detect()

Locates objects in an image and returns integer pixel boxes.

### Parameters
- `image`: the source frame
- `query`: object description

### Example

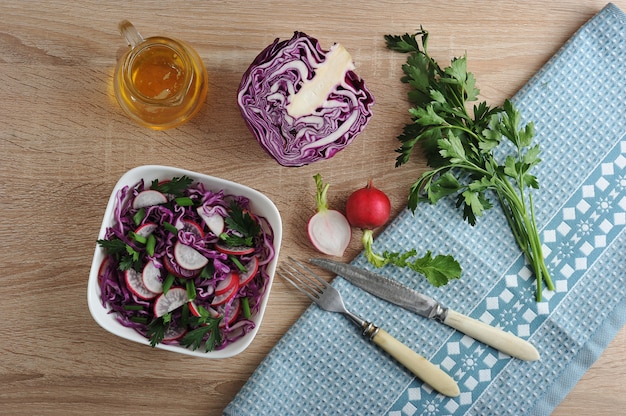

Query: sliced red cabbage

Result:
[237,31,374,167]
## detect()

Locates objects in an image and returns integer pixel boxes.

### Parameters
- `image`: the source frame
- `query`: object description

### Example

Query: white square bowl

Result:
[87,165,282,358]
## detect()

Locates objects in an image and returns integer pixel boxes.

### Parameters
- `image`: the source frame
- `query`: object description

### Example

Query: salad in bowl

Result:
[88,165,282,358]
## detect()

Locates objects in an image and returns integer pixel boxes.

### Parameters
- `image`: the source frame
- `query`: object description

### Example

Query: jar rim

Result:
[122,37,195,105]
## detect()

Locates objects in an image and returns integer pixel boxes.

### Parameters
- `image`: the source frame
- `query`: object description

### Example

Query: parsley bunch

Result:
[386,29,554,301]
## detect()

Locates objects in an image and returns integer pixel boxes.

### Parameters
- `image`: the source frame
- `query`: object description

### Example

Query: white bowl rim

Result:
[87,165,283,358]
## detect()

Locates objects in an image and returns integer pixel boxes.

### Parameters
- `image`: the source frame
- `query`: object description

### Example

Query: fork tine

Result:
[278,267,320,302]
[277,257,331,301]
[286,257,330,289]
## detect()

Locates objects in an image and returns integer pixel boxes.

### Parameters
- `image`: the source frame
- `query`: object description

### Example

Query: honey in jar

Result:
[114,21,208,130]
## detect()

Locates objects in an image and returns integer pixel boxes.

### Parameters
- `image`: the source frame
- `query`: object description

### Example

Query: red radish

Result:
[215,243,255,256]
[215,273,239,295]
[197,206,225,236]
[211,283,238,306]
[132,190,168,209]
[142,261,163,294]
[181,219,205,238]
[238,256,259,287]
[134,222,158,237]
[307,173,351,257]
[173,241,209,270]
[188,301,202,317]
[218,298,240,328]
[125,269,158,300]
[345,179,392,267]
[163,254,200,279]
[189,300,239,328]
[163,325,187,341]
[154,287,188,317]
[97,257,111,285]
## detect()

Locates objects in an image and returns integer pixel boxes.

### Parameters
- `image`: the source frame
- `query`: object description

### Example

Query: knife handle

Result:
[443,309,540,361]
[370,328,460,397]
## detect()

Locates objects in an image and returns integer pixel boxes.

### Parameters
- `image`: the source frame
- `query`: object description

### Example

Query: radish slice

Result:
[197,207,225,236]
[188,301,221,320]
[239,256,259,287]
[188,301,202,317]
[97,257,112,285]
[174,241,208,270]
[132,190,168,209]
[219,298,240,328]
[135,222,158,237]
[125,269,158,300]
[163,255,200,279]
[142,261,163,294]
[181,219,205,238]
[307,209,351,256]
[154,287,188,317]
[215,243,255,256]
[215,273,239,295]
[163,325,187,341]
[211,283,238,306]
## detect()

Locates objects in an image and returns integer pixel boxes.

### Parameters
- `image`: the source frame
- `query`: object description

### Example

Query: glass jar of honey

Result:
[114,20,208,130]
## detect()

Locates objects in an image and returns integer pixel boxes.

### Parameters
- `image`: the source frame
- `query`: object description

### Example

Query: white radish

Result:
[181,219,204,238]
[142,261,163,294]
[307,174,351,257]
[163,325,187,341]
[215,243,255,256]
[132,190,168,209]
[153,287,188,317]
[239,256,259,287]
[215,273,239,295]
[134,222,158,238]
[196,206,225,236]
[125,269,158,300]
[173,241,208,270]
[211,283,238,306]
[218,298,240,328]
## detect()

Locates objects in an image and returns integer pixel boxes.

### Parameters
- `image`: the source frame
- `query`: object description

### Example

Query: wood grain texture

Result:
[0,1,624,414]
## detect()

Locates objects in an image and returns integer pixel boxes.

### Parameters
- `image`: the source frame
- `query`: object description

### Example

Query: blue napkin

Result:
[225,4,626,415]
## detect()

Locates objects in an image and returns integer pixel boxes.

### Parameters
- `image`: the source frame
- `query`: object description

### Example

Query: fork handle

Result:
[370,328,460,397]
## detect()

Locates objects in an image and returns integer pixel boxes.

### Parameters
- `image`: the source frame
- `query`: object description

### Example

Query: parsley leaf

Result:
[220,202,261,247]
[97,238,141,271]
[381,250,462,287]
[387,29,554,301]
[180,306,222,352]
[146,316,168,347]
[150,175,193,198]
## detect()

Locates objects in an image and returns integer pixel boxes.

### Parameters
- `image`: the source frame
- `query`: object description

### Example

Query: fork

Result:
[278,258,460,397]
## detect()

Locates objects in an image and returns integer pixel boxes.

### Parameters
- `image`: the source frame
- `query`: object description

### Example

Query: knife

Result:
[310,258,540,361]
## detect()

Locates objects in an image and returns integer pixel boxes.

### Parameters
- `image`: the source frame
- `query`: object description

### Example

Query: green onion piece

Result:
[162,273,176,295]
[130,316,148,324]
[123,305,144,311]
[241,297,251,319]
[175,196,194,207]
[146,234,156,256]
[181,302,190,326]
[129,231,147,245]
[133,208,146,226]
[163,221,178,234]
[186,279,196,301]
[230,255,247,272]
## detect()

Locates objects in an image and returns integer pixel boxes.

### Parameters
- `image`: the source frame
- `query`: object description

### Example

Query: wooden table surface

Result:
[1,1,624,414]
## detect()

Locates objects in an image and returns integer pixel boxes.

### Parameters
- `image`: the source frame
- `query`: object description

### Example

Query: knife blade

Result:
[310,258,540,361]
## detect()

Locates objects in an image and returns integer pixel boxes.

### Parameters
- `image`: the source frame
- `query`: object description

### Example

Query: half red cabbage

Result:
[237,31,374,167]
